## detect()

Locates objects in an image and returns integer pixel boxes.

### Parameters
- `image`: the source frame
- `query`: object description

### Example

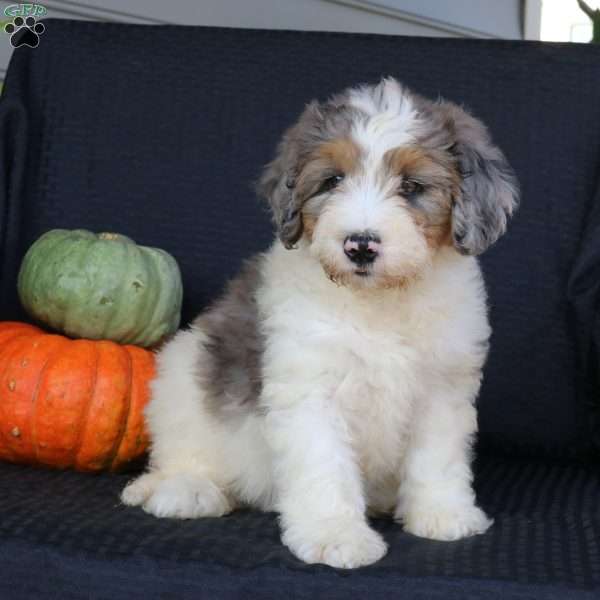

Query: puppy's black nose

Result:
[343,233,381,265]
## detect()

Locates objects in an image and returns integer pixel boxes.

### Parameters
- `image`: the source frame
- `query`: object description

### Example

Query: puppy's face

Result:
[259,78,518,290]
[299,130,459,289]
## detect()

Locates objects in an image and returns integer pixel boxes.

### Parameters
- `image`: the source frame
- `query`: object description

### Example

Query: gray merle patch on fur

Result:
[412,93,519,256]
[193,256,265,419]
[257,98,365,248]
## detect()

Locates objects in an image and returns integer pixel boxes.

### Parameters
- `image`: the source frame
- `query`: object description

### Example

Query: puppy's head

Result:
[258,78,518,289]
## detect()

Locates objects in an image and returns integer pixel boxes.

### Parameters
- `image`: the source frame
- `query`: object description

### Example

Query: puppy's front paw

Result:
[282,519,387,569]
[121,472,163,506]
[126,473,231,519]
[401,503,492,541]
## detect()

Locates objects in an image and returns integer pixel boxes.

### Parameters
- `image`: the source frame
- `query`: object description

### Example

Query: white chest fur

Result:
[258,242,489,489]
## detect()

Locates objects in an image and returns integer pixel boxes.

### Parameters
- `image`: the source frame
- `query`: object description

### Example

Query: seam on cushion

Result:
[567,163,600,459]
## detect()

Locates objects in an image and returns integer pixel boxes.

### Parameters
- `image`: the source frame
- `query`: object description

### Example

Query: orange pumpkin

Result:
[0,321,154,472]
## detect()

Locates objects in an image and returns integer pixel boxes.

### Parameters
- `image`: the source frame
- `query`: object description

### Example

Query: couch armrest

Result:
[568,175,600,450]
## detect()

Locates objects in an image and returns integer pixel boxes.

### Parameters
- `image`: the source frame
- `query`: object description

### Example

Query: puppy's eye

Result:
[319,174,344,194]
[399,178,424,199]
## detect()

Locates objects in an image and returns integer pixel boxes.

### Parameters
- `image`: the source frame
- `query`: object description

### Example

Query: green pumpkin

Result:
[18,229,183,347]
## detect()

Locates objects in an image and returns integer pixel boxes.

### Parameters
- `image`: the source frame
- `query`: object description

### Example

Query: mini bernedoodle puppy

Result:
[122,78,518,569]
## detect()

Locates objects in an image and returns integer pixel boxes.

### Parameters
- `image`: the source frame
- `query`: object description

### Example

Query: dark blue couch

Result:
[1,19,599,599]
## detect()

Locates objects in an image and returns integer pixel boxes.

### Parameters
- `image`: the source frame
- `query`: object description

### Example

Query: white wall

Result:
[0,0,541,83]
[540,0,597,42]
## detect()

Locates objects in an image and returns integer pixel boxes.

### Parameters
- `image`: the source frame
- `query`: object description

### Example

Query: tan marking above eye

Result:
[317,138,361,175]
[383,146,460,189]
[296,138,361,199]
[382,147,460,251]
[385,146,431,176]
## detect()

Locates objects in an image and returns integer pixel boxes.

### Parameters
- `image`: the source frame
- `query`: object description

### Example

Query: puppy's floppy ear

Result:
[257,101,322,249]
[444,102,519,256]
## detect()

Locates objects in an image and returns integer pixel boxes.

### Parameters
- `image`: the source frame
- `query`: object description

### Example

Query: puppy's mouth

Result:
[320,258,381,288]
[354,268,371,277]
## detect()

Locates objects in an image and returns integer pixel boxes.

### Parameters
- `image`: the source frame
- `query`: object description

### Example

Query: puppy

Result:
[122,78,518,569]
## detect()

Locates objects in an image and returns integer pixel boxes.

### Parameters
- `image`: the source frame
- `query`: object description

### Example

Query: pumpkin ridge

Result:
[123,243,149,346]
[63,237,98,337]
[101,236,136,343]
[108,232,149,342]
[138,246,182,347]
[71,340,100,468]
[30,335,70,464]
[168,252,183,336]
[112,344,143,470]
[135,247,160,347]
[104,344,133,470]
[73,237,103,338]
[48,235,84,334]
[112,345,153,469]
[0,330,40,447]
[2,333,50,460]
[155,248,182,345]
[0,336,32,461]
[18,231,66,313]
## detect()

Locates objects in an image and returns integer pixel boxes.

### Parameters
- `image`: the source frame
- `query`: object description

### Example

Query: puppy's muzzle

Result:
[343,233,381,266]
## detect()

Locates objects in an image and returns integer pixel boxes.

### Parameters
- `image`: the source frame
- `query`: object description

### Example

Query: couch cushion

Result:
[0,21,599,457]
[1,457,599,599]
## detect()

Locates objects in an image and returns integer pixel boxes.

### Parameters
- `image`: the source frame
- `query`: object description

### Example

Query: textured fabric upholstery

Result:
[1,20,600,599]
[1,457,600,599]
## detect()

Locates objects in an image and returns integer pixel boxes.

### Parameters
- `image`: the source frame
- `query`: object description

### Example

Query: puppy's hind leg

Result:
[121,329,234,519]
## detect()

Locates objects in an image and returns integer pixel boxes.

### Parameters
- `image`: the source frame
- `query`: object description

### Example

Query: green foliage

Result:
[577,0,600,43]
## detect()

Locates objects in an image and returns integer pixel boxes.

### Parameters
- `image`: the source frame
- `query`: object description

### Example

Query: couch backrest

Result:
[1,20,599,459]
